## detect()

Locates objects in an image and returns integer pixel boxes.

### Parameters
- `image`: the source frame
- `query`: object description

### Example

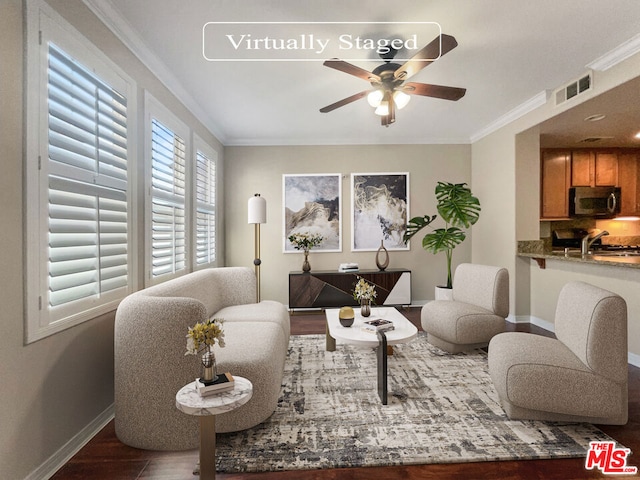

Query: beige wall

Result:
[224,144,472,305]
[5,0,640,477]
[0,1,222,478]
[471,49,640,357]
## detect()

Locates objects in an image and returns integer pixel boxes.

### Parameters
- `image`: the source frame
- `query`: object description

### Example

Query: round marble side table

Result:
[175,376,253,480]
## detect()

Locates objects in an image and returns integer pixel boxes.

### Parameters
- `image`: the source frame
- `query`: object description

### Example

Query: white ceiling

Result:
[88,0,640,146]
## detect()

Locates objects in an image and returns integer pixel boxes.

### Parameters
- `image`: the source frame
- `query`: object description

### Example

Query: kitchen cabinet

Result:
[541,148,640,220]
[571,150,618,187]
[541,150,571,219]
[618,151,640,215]
[594,151,618,186]
[571,150,592,186]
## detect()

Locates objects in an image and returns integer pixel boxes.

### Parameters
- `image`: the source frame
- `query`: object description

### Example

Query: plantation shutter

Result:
[150,119,186,277]
[195,149,216,265]
[47,43,129,312]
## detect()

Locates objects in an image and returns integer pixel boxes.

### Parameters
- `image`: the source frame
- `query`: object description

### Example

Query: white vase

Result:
[434,286,453,301]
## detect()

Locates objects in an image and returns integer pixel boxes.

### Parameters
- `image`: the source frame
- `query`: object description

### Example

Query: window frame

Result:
[24,1,138,343]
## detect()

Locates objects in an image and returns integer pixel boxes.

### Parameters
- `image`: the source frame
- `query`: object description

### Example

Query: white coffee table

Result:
[325,307,418,404]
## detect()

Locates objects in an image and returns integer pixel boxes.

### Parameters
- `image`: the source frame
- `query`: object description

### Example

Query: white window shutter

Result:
[46,44,129,318]
[195,149,216,265]
[150,119,186,278]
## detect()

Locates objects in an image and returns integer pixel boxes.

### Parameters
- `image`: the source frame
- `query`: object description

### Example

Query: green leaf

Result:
[402,215,437,244]
[435,182,481,228]
[422,227,466,254]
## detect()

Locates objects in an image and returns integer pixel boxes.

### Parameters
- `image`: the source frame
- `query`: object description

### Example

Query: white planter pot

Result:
[434,286,453,301]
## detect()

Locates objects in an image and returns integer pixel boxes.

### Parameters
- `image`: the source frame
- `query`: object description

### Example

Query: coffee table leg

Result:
[326,320,336,352]
[377,331,388,405]
[200,415,216,480]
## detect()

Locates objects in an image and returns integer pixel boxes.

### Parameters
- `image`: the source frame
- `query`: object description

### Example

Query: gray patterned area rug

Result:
[215,333,616,472]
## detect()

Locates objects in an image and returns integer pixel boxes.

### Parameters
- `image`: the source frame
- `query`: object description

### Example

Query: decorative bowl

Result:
[338,306,355,327]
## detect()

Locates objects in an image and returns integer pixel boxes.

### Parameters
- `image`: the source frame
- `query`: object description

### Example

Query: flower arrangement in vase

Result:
[353,277,377,317]
[288,231,323,272]
[185,318,225,384]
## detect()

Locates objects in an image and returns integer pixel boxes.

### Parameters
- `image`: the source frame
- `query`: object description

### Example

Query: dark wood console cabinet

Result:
[288,268,411,310]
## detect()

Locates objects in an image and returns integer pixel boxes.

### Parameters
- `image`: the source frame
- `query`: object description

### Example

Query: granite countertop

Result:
[517,240,640,269]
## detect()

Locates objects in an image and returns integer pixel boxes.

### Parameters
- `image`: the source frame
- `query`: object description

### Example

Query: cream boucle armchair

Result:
[114,267,290,450]
[421,263,509,353]
[489,281,628,425]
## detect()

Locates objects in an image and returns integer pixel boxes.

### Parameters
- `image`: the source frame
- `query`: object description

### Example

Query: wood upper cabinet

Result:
[571,150,593,186]
[541,148,640,220]
[618,151,640,215]
[571,150,618,187]
[541,150,571,219]
[594,151,618,186]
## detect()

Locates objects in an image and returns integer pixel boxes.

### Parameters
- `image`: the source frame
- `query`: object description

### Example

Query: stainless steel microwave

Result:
[569,186,621,218]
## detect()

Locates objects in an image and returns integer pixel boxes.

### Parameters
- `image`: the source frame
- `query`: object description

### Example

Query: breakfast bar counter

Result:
[518,240,640,270]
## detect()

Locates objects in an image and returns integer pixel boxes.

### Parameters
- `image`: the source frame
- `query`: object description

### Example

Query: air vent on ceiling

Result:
[554,72,592,106]
[577,136,614,144]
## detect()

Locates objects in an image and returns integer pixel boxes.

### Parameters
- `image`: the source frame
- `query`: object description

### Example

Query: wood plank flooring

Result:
[52,308,640,480]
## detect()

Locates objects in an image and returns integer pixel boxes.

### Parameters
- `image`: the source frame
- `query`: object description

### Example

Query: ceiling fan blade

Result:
[323,59,381,83]
[394,34,459,81]
[403,82,466,101]
[319,90,369,113]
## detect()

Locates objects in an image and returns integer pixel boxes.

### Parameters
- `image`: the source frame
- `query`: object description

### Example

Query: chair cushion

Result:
[489,332,626,419]
[554,281,628,383]
[452,263,509,317]
[422,300,505,345]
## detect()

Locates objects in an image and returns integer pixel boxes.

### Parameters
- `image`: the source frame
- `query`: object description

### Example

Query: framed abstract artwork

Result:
[283,174,342,252]
[351,172,410,251]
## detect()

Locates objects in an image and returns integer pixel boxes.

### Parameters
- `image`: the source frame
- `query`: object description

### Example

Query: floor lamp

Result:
[248,193,266,302]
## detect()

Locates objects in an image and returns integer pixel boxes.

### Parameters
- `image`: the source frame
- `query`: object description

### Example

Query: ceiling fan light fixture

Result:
[367,90,384,107]
[393,90,411,109]
[375,91,392,116]
[375,101,389,116]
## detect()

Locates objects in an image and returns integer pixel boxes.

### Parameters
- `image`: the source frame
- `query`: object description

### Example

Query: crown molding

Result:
[223,135,471,147]
[469,91,549,144]
[81,0,227,144]
[588,32,640,71]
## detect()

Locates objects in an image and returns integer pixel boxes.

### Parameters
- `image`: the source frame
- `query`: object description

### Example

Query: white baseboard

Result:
[528,315,556,333]
[25,404,114,480]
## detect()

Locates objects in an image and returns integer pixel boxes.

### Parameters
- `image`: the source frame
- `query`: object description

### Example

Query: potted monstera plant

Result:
[403,182,481,298]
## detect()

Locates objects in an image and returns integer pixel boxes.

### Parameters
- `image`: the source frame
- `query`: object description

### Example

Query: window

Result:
[194,136,218,267]
[25,4,136,342]
[146,95,189,283]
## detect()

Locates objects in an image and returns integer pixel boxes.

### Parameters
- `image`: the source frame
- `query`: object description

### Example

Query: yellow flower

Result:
[185,318,225,355]
[353,278,377,301]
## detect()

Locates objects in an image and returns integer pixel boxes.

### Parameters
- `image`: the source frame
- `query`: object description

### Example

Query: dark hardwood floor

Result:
[52,308,640,480]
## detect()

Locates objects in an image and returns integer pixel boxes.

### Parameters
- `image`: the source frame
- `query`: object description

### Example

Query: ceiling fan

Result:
[319,34,466,126]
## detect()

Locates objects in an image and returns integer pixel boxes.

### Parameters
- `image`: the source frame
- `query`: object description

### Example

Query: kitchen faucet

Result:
[581,230,610,255]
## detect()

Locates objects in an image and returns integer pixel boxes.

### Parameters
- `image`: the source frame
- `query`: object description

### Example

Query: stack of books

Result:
[361,318,395,334]
[338,262,359,272]
[195,372,235,396]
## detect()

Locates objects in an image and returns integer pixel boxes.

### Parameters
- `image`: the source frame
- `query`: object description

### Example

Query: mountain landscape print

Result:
[284,174,341,252]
